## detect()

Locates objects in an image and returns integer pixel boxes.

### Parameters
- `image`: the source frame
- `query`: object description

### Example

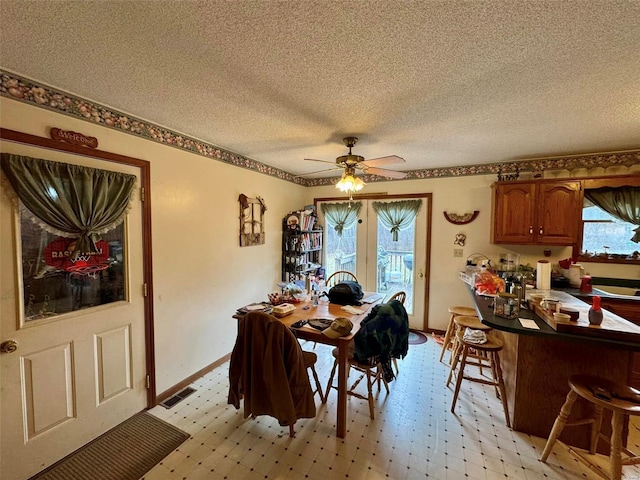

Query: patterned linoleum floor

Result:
[144,337,640,480]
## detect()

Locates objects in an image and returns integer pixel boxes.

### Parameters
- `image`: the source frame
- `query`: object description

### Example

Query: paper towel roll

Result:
[536,260,551,290]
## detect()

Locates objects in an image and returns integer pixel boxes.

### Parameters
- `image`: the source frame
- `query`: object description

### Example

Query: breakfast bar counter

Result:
[466,288,640,452]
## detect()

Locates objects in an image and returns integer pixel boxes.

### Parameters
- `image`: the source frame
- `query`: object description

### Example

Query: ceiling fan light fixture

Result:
[335,169,366,194]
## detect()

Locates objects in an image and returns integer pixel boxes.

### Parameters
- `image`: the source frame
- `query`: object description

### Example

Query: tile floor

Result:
[144,336,640,480]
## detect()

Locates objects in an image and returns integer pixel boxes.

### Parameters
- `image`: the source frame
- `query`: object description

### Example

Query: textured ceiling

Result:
[1,0,639,179]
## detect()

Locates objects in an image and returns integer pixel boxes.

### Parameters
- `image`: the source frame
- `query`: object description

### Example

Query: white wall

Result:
[0,98,307,394]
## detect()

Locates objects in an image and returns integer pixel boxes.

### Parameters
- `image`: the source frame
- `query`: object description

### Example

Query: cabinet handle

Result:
[539,227,543,235]
[529,226,533,235]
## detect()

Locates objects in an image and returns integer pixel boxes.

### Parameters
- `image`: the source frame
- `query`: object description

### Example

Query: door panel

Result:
[23,343,75,439]
[0,140,147,480]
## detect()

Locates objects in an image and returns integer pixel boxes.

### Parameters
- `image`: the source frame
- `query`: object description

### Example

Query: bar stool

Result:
[540,374,640,480]
[439,306,477,363]
[449,330,510,428]
[446,315,492,387]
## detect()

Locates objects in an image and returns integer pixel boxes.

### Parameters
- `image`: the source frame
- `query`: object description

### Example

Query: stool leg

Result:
[439,314,455,363]
[610,411,623,480]
[590,404,603,455]
[540,390,578,462]
[488,350,500,398]
[450,345,469,413]
[446,335,463,387]
[492,351,511,429]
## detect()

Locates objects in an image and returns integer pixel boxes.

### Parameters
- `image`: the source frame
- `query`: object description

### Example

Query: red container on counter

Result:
[580,275,593,293]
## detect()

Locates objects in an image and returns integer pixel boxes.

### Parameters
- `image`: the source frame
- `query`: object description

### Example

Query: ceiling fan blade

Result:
[361,155,405,167]
[304,158,335,164]
[362,166,408,179]
[297,167,342,177]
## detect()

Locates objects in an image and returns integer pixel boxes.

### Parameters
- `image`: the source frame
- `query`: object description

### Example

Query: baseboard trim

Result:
[155,353,231,405]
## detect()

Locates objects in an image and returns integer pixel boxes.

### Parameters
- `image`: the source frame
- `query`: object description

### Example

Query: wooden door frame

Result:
[0,127,156,406]
[314,193,433,331]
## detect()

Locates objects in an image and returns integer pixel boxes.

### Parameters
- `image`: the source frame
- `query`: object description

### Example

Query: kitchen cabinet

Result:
[282,211,323,282]
[491,180,582,245]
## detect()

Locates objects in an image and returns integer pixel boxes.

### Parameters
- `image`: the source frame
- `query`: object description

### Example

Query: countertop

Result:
[566,286,640,302]
[468,287,640,350]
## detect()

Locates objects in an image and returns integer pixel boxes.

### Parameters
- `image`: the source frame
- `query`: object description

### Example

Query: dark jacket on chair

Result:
[228,311,316,426]
[353,299,410,381]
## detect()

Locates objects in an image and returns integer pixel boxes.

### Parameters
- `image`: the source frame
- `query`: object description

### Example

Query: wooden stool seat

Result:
[454,315,491,331]
[540,374,640,480]
[439,306,478,363]
[446,316,493,386]
[450,333,511,428]
[449,306,477,317]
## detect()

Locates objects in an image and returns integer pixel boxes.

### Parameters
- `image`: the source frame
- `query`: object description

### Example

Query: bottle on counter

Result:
[588,295,603,326]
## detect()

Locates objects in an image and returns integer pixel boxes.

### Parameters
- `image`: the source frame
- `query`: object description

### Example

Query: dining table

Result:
[234,293,383,438]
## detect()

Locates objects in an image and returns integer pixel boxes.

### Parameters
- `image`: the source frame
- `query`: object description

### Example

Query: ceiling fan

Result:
[301,137,408,180]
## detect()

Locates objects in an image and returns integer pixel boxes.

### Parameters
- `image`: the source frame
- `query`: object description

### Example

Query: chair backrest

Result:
[326,270,358,287]
[387,291,407,305]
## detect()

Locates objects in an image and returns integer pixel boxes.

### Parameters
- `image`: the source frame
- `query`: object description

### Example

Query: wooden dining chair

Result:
[301,350,325,403]
[387,291,406,304]
[325,347,389,420]
[326,270,358,286]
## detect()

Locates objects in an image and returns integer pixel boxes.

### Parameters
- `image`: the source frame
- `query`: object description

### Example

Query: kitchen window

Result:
[575,181,640,264]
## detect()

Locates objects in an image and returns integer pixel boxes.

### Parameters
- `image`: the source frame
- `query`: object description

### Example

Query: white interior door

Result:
[319,196,429,330]
[0,142,147,480]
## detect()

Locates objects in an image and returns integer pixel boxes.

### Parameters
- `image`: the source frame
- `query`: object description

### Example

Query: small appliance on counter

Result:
[567,264,586,288]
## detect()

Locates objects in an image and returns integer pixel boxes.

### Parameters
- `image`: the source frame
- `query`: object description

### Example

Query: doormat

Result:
[30,412,190,480]
[408,330,428,345]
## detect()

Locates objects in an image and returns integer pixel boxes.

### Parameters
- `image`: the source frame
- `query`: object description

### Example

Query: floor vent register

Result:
[160,387,196,409]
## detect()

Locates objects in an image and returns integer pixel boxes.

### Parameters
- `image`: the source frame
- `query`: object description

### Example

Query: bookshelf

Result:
[282,209,323,282]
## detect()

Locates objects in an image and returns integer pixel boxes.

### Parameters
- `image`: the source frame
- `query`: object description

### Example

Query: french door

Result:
[317,195,431,331]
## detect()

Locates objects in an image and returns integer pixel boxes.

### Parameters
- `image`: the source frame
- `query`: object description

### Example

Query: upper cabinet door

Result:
[536,181,582,245]
[491,180,582,245]
[491,182,536,244]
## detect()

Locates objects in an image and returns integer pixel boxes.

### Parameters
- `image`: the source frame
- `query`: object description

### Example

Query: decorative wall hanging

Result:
[50,128,98,148]
[454,233,466,246]
[239,194,266,246]
[443,210,479,225]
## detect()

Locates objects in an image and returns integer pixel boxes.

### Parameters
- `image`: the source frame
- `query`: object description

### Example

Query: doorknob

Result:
[0,339,18,353]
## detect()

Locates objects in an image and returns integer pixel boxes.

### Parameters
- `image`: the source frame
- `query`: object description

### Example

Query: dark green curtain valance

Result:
[584,186,640,243]
[373,199,422,241]
[320,201,362,236]
[1,153,137,255]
